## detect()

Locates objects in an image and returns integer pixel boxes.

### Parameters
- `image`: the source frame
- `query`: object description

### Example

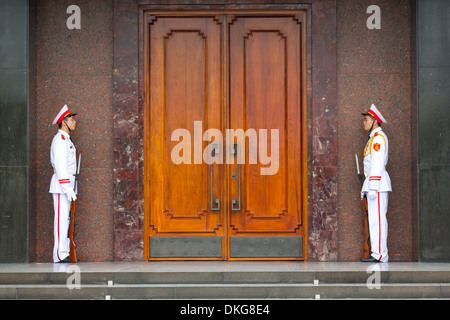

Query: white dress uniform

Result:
[361,105,391,262]
[49,105,77,262]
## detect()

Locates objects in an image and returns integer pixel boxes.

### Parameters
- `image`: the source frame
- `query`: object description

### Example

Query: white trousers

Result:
[367,192,389,262]
[52,193,70,262]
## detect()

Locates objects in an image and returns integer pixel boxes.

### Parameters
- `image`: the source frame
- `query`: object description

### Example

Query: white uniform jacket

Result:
[361,127,391,194]
[49,130,77,194]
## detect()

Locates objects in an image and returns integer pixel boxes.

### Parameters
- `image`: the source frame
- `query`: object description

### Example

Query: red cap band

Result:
[57,110,71,125]
[368,110,382,124]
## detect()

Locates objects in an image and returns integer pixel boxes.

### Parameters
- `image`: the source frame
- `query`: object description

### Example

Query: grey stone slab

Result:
[175,285,269,299]
[418,165,450,262]
[0,167,28,262]
[418,0,450,67]
[230,236,302,258]
[418,68,450,165]
[150,236,222,258]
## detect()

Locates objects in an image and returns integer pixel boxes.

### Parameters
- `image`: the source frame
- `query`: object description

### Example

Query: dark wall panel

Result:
[417,0,450,262]
[0,167,28,262]
[0,0,29,262]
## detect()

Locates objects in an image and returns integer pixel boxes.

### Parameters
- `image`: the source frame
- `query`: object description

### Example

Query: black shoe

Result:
[361,256,380,263]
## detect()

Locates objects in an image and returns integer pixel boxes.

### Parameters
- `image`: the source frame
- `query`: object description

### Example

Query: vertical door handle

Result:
[210,142,220,211]
[231,142,241,211]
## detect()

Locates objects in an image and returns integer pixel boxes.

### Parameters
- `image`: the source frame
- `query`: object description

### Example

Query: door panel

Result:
[228,16,305,257]
[145,16,225,259]
[144,13,307,260]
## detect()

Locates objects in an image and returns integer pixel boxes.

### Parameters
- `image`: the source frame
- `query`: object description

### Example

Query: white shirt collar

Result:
[58,129,71,140]
[369,127,382,138]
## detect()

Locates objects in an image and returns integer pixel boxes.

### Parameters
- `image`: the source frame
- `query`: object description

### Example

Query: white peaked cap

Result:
[52,104,77,125]
[362,104,387,124]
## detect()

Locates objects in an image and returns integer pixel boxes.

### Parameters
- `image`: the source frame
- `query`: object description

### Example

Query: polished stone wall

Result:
[0,0,30,262]
[28,0,418,261]
[30,0,114,261]
[337,0,417,261]
[417,0,450,262]
[111,0,340,261]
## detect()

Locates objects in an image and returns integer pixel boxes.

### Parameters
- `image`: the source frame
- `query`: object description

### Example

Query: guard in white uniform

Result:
[49,105,78,263]
[360,104,391,263]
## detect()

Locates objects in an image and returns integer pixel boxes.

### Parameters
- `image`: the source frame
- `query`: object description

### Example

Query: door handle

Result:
[210,142,220,211]
[231,142,241,211]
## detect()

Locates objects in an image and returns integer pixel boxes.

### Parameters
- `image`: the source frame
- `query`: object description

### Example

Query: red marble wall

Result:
[336,0,417,261]
[30,0,416,262]
[30,0,114,261]
[112,0,340,261]
[308,0,339,261]
[112,0,143,261]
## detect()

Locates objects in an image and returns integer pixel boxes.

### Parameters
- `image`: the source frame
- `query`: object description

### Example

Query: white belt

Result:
[54,169,76,175]
[365,167,386,177]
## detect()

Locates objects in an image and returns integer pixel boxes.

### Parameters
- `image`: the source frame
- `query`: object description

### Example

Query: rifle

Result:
[355,154,371,259]
[69,153,81,263]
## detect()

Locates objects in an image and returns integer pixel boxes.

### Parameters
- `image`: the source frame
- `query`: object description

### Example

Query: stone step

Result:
[2,262,450,300]
[1,282,450,299]
[2,270,450,285]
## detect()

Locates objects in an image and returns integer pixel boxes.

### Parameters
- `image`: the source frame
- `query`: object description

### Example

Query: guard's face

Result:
[66,116,77,131]
[363,115,374,132]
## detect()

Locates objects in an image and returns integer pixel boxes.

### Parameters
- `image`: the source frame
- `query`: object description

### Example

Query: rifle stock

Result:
[68,200,77,263]
[68,153,81,263]
[358,172,371,259]
[361,196,371,259]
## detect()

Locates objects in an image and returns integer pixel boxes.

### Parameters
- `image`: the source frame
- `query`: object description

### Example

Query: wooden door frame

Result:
[142,7,309,261]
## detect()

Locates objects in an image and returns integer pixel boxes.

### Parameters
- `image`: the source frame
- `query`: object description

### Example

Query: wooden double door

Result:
[144,11,307,260]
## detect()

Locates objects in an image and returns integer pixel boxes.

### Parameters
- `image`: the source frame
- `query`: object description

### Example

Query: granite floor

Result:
[1,261,450,273]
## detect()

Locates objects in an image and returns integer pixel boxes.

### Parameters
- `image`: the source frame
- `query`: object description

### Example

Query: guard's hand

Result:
[368,190,377,200]
[66,189,77,202]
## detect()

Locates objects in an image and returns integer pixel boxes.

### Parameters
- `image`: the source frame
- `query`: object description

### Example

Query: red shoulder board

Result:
[61,134,65,140]
[374,132,378,137]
